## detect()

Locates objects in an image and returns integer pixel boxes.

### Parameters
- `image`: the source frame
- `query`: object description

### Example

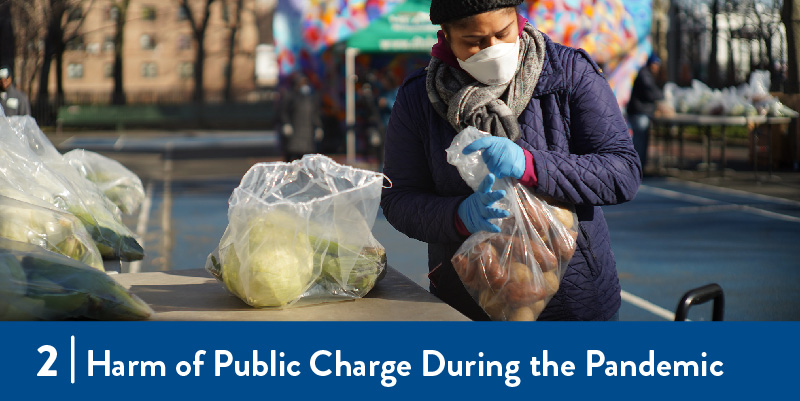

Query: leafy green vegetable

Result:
[0,193,104,270]
[0,238,152,320]
[316,241,386,297]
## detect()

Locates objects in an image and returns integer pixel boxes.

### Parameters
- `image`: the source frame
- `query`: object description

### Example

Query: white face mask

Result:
[457,37,520,86]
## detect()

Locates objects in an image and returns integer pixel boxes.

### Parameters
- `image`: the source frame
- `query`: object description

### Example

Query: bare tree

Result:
[0,0,14,70]
[9,0,45,98]
[35,0,95,121]
[709,0,721,87]
[178,0,218,104]
[784,0,800,93]
[110,0,129,105]
[223,0,244,103]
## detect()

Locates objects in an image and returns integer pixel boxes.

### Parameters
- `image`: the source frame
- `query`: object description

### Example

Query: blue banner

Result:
[1,322,796,400]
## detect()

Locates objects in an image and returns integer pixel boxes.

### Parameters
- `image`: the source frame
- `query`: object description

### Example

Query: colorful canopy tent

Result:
[343,0,436,162]
[273,0,654,163]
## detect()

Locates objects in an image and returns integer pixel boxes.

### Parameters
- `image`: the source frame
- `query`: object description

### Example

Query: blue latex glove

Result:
[457,173,510,234]
[462,136,525,180]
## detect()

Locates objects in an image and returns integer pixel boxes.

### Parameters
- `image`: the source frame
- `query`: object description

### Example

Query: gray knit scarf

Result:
[426,23,546,141]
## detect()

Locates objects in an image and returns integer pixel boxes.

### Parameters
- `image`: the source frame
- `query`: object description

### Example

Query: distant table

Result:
[651,113,793,177]
[113,267,469,321]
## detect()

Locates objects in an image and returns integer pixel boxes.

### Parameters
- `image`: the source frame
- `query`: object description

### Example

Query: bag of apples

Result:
[446,127,578,321]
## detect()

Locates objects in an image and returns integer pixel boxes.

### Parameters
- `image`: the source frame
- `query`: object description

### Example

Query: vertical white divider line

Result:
[71,335,75,384]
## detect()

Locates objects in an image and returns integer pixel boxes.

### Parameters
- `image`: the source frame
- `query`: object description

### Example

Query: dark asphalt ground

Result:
[53,130,800,321]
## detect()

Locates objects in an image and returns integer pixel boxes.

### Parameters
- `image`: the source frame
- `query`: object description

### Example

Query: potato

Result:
[510,261,533,284]
[476,243,506,290]
[542,270,560,293]
[479,289,506,321]
[530,299,546,317]
[509,306,536,321]
[503,281,545,308]
[550,205,575,230]
[532,240,557,272]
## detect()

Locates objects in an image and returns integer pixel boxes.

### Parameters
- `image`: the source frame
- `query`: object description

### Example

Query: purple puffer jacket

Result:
[380,33,642,321]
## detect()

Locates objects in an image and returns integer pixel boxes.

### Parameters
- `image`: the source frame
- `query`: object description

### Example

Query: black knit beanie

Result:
[430,0,524,24]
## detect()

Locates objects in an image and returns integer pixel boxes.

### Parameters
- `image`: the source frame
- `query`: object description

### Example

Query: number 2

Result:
[37,345,57,377]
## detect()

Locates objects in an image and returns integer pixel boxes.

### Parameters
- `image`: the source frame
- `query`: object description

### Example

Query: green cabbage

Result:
[219,211,315,307]
[0,192,104,271]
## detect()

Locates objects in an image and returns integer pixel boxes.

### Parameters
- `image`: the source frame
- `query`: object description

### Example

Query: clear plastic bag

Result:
[206,154,387,308]
[446,127,578,321]
[0,116,143,261]
[63,149,145,215]
[0,237,153,320]
[0,188,104,271]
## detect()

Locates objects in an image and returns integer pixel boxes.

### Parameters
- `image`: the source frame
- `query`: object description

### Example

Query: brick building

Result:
[57,0,276,104]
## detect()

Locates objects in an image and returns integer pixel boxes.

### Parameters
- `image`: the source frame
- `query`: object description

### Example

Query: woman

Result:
[380,0,641,320]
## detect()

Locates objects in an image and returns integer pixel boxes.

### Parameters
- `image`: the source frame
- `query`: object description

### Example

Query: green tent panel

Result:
[346,0,437,53]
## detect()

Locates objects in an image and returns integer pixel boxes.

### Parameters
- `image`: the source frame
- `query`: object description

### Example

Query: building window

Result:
[141,62,158,78]
[140,34,156,50]
[65,35,84,51]
[107,5,120,21]
[104,63,114,79]
[67,63,84,79]
[178,62,193,79]
[142,6,157,21]
[103,35,115,53]
[177,34,192,51]
[177,5,189,21]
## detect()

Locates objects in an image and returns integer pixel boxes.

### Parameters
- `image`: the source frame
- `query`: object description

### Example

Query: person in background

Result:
[357,82,384,167]
[280,73,323,162]
[0,66,31,117]
[627,54,664,171]
[380,0,641,321]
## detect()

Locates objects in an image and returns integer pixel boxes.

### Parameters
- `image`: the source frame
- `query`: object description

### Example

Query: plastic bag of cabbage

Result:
[206,155,387,308]
[0,188,104,271]
[63,149,145,215]
[0,116,143,261]
[0,238,153,320]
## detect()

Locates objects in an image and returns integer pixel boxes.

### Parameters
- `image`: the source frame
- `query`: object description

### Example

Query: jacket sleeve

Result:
[380,82,467,244]
[529,52,642,206]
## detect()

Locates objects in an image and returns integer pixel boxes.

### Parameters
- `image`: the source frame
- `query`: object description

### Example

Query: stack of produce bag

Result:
[206,155,387,308]
[0,116,143,261]
[0,187,104,271]
[63,149,146,215]
[9,116,145,215]
[446,127,578,321]
[0,237,152,320]
[663,71,799,117]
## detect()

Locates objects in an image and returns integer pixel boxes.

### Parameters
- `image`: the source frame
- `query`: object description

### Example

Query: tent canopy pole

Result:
[345,47,359,164]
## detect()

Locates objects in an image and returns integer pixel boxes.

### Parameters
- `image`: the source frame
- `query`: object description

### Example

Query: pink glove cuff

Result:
[519,149,538,187]
[454,213,472,237]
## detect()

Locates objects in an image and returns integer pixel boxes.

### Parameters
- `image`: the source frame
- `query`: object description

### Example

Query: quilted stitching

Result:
[381,34,641,320]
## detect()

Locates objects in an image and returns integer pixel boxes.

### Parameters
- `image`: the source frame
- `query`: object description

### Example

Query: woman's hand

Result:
[457,173,509,233]
[462,136,525,180]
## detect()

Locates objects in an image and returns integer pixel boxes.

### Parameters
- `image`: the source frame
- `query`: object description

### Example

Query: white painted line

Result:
[638,185,720,205]
[639,184,800,223]
[666,177,800,207]
[128,181,154,274]
[738,204,800,223]
[113,134,126,150]
[620,290,676,321]
[70,335,75,384]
